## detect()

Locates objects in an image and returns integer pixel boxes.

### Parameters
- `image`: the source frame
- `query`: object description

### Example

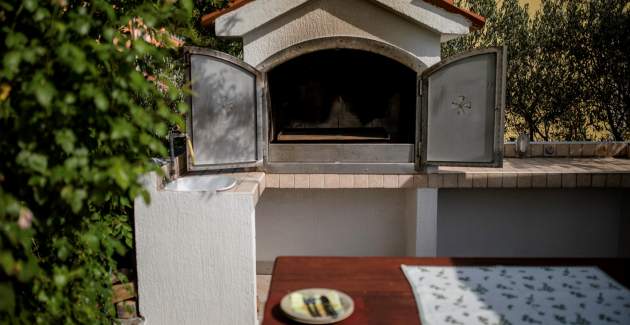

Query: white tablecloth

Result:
[401,265,630,325]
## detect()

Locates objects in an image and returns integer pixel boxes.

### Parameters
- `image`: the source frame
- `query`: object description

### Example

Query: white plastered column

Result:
[134,173,258,325]
[405,188,439,256]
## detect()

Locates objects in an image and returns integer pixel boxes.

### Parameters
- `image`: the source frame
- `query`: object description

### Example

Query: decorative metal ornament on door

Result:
[451,95,472,115]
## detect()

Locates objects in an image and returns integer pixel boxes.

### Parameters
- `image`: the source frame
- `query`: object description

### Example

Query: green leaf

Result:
[5,32,27,48]
[53,273,68,288]
[3,51,21,75]
[0,2,14,10]
[110,119,134,139]
[57,43,87,74]
[23,0,37,12]
[17,257,38,282]
[155,122,167,137]
[133,40,151,55]
[182,0,193,13]
[82,233,99,250]
[0,252,15,275]
[103,27,115,41]
[33,7,50,21]
[61,186,87,213]
[16,150,48,174]
[140,188,151,205]
[0,283,15,312]
[57,245,69,261]
[143,13,157,27]
[94,92,109,111]
[64,93,76,104]
[54,129,76,153]
[129,70,148,91]
[109,159,130,189]
[177,102,189,114]
[0,191,21,217]
[34,79,55,108]
[74,18,90,35]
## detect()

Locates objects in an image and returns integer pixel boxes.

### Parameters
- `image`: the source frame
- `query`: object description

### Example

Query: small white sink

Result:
[164,175,238,192]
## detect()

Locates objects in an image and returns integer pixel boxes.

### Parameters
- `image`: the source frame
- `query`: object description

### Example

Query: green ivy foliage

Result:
[0,0,193,323]
[191,0,243,56]
[443,0,629,141]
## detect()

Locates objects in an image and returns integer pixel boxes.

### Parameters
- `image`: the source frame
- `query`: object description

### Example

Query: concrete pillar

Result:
[134,173,257,325]
[405,188,438,256]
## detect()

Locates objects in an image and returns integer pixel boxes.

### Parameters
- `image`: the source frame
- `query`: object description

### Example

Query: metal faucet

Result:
[168,128,186,180]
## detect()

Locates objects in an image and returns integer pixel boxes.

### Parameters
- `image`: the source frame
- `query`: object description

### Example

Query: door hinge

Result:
[417,81,423,96]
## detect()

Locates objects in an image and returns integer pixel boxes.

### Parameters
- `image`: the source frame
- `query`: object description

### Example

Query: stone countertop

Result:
[261,158,630,189]
[192,158,630,196]
[223,172,266,205]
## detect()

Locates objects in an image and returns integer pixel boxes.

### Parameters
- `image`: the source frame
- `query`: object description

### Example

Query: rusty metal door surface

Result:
[419,47,505,168]
[185,47,265,171]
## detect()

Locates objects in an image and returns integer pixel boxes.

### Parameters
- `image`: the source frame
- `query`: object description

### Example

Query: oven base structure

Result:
[134,169,630,325]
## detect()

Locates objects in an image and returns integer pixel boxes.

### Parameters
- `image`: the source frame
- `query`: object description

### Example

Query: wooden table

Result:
[262,256,630,325]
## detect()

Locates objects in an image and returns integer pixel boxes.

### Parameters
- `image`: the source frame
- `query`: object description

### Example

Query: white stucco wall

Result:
[215,0,472,37]
[255,188,629,266]
[234,0,444,67]
[437,189,629,257]
[373,0,472,36]
[134,173,257,325]
[255,189,411,262]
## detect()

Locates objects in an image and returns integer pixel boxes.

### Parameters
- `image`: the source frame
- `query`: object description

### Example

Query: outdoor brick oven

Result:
[185,0,506,174]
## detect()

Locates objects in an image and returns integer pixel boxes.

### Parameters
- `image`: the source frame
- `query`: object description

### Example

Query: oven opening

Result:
[268,49,416,144]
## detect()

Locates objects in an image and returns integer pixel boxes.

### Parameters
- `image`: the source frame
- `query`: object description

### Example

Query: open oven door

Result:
[185,47,266,172]
[418,47,505,169]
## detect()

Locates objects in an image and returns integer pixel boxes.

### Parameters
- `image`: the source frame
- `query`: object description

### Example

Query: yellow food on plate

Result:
[327,291,343,312]
[290,292,309,316]
[314,297,326,316]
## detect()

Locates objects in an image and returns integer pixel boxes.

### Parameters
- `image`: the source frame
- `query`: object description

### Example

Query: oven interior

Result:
[267,49,417,144]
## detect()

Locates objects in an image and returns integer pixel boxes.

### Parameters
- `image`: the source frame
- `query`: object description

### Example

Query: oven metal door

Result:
[185,47,265,172]
[419,47,505,168]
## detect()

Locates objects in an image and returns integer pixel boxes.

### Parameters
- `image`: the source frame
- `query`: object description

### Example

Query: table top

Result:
[261,256,630,325]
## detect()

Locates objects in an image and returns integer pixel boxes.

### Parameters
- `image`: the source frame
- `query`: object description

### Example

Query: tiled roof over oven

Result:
[201,0,486,30]
[201,0,254,26]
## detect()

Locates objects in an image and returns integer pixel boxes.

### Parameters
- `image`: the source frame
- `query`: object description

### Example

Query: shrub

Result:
[0,0,192,323]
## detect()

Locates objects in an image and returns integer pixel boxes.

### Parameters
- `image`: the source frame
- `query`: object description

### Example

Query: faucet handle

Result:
[186,136,196,165]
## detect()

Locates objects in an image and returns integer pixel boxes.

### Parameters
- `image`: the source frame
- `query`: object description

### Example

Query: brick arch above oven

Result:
[256,36,427,74]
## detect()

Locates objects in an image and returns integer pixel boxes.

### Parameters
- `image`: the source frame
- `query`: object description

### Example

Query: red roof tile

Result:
[201,0,254,27]
[423,0,485,30]
[201,0,485,30]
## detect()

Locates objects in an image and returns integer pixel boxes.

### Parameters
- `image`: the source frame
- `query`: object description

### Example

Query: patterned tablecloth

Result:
[401,265,630,325]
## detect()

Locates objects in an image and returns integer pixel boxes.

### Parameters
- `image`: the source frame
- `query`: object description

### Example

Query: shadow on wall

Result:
[255,189,409,261]
[214,12,243,36]
[437,189,627,257]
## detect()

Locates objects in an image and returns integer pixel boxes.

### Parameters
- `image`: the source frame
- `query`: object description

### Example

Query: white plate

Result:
[280,288,354,324]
